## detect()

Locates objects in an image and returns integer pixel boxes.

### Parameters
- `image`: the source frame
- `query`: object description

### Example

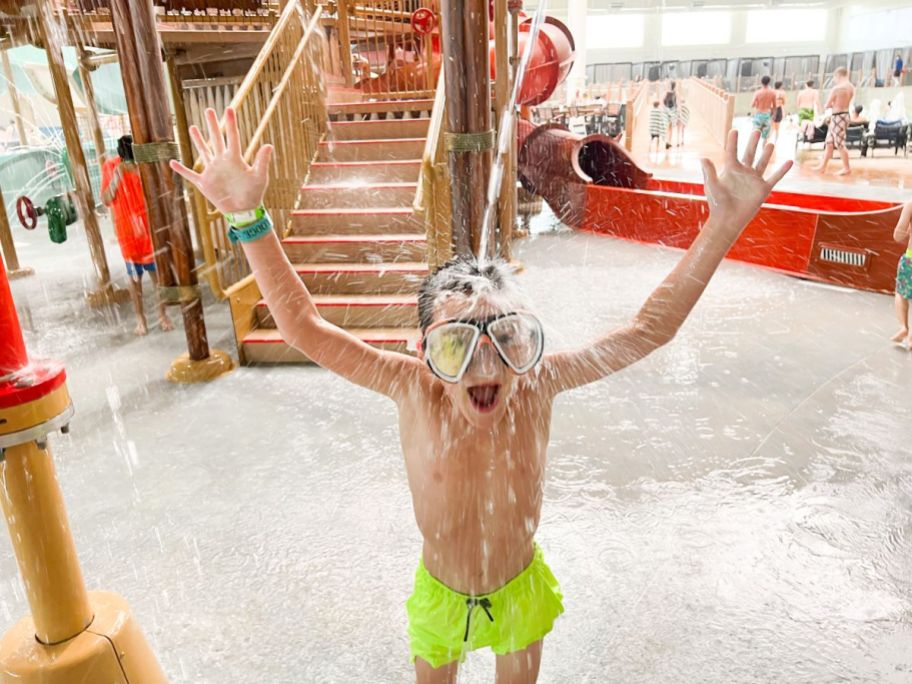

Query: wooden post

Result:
[166,55,205,257]
[1,50,27,148]
[440,0,492,257]
[36,0,118,305]
[337,0,354,87]
[108,0,232,382]
[493,0,513,260]
[0,184,32,279]
[69,11,107,162]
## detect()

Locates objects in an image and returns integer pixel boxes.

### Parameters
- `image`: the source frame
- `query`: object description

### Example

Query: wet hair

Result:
[417,255,513,331]
[653,100,660,107]
[761,75,771,86]
[806,79,815,88]
[774,80,783,89]
[854,104,864,115]
[835,66,848,77]
[117,135,134,162]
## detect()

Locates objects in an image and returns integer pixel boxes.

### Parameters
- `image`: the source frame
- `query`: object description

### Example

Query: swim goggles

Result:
[420,312,545,383]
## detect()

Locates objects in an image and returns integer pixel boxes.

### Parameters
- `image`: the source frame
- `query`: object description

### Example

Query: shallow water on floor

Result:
[2,217,911,682]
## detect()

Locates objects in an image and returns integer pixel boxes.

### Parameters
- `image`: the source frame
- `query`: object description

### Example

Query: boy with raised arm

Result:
[172,108,791,684]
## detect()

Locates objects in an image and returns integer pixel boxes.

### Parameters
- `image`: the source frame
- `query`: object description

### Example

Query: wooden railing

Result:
[414,70,451,268]
[324,0,438,99]
[686,77,734,146]
[188,0,328,298]
[69,1,281,14]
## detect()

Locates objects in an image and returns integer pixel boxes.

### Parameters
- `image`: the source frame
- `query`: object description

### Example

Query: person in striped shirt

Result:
[649,100,666,154]
[676,99,690,147]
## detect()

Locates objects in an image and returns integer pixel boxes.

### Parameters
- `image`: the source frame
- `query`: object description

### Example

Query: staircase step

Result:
[318,138,426,162]
[328,98,434,118]
[256,294,418,328]
[281,233,426,263]
[298,182,418,209]
[243,327,420,364]
[290,207,423,235]
[307,160,422,184]
[329,118,430,141]
[294,261,428,294]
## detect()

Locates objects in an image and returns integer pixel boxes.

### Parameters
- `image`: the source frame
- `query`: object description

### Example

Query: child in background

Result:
[102,135,173,336]
[172,108,792,683]
[649,100,666,154]
[676,99,690,147]
[892,200,912,348]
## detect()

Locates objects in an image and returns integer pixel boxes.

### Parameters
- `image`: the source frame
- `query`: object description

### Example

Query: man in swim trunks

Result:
[172,109,792,683]
[892,200,912,348]
[751,75,777,141]
[813,66,855,176]
[796,80,819,139]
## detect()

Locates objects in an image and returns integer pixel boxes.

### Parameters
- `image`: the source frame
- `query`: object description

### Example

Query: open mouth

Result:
[467,384,501,413]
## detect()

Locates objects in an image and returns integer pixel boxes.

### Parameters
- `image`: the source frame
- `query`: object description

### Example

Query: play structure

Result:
[0,257,167,681]
[515,124,906,294]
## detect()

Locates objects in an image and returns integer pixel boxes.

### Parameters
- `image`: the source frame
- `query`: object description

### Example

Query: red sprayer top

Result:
[0,255,28,375]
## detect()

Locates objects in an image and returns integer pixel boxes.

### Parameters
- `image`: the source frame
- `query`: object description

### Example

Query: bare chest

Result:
[398,397,552,544]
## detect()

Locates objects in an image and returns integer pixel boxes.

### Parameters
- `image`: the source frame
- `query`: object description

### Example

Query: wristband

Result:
[225,205,266,228]
[228,213,273,244]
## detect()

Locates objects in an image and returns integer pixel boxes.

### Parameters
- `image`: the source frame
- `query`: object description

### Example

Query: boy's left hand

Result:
[700,129,792,235]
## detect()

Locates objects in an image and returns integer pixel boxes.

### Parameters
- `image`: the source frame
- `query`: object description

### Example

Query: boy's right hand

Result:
[170,107,274,215]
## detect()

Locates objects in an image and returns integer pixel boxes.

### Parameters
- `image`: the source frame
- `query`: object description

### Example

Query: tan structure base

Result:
[0,591,168,683]
[86,285,131,309]
[166,348,235,383]
[6,267,34,280]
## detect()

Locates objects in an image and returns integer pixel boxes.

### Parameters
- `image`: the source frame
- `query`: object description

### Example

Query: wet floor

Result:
[3,215,912,682]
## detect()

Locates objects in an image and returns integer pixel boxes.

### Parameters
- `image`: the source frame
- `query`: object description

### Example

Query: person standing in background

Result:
[893,52,905,87]
[676,98,690,147]
[796,80,819,138]
[750,76,777,141]
[813,67,855,176]
[102,135,174,336]
[648,100,666,155]
[770,81,786,144]
[663,81,678,149]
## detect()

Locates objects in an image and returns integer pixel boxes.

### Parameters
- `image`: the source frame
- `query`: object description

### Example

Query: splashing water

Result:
[477,1,548,265]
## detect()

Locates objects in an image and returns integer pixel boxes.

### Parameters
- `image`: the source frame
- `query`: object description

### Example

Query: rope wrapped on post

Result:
[133,141,181,164]
[444,130,496,153]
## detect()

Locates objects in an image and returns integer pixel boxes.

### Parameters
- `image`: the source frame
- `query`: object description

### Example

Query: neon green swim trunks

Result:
[406,544,564,668]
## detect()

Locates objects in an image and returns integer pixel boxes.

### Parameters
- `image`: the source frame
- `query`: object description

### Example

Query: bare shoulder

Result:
[393,362,441,411]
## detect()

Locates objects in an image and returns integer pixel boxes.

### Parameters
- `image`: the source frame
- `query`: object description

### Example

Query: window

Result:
[745,9,827,43]
[586,14,645,50]
[661,11,731,46]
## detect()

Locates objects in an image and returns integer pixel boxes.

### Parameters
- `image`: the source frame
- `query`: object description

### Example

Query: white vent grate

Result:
[819,246,867,268]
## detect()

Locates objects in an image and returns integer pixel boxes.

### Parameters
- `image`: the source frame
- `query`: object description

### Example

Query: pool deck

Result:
[2,211,911,682]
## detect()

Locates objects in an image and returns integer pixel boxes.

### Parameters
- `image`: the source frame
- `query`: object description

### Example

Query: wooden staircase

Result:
[240,98,435,364]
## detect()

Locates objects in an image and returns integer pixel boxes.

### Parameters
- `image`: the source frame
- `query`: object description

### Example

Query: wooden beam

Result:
[1,50,27,147]
[440,0,492,257]
[493,0,513,260]
[337,0,354,87]
[109,0,214,364]
[37,0,116,300]
[0,183,33,278]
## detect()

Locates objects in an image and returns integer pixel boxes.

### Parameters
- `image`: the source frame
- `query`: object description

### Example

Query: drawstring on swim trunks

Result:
[464,597,495,642]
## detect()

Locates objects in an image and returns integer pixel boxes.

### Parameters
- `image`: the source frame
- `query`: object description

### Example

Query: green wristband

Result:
[228,213,273,244]
[225,205,266,228]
